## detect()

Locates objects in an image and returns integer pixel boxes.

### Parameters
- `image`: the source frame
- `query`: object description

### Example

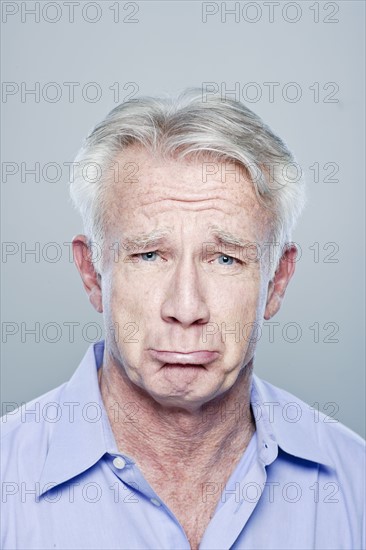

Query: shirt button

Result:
[113,457,126,470]
[150,498,161,507]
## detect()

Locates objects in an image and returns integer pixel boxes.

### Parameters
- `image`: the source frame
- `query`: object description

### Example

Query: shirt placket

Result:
[105,453,191,549]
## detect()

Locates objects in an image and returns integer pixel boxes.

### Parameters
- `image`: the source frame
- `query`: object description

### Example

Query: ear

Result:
[72,235,103,313]
[264,243,298,320]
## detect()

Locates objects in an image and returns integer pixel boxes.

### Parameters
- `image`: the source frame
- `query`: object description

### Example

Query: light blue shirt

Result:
[1,341,365,549]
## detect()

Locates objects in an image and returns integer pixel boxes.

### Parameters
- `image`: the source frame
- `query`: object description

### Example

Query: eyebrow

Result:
[119,225,252,253]
[208,225,250,249]
[120,228,173,251]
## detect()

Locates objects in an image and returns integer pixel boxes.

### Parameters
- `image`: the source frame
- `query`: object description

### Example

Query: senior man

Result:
[1,90,365,550]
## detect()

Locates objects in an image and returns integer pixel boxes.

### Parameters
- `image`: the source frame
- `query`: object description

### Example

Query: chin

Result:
[150,393,212,412]
[144,377,224,412]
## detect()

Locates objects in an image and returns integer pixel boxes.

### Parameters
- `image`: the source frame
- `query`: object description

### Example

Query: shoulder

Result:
[1,383,67,479]
[1,382,67,438]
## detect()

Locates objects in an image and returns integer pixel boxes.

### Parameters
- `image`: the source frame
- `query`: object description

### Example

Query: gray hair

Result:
[69,88,306,277]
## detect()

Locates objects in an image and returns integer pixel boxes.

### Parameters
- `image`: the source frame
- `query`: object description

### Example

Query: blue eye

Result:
[141,251,158,261]
[218,255,235,265]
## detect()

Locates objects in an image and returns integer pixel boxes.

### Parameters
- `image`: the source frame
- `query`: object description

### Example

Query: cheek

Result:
[105,270,160,338]
[199,277,264,359]
[210,276,262,320]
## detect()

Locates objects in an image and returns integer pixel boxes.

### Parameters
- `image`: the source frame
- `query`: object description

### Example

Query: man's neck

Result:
[98,355,255,477]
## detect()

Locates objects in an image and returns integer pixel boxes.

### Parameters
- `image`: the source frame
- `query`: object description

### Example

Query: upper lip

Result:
[149,349,219,365]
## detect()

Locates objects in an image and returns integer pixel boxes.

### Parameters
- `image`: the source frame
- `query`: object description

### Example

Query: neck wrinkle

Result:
[98,355,255,473]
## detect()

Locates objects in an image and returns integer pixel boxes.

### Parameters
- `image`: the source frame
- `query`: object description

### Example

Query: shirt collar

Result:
[39,342,333,495]
[251,374,334,468]
[38,341,118,495]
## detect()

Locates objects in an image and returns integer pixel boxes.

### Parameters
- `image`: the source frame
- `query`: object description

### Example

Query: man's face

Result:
[96,147,277,411]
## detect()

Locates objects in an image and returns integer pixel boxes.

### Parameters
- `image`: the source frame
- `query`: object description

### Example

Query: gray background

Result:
[1,1,365,437]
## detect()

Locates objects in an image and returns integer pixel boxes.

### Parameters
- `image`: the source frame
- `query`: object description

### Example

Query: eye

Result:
[140,251,158,261]
[217,254,235,265]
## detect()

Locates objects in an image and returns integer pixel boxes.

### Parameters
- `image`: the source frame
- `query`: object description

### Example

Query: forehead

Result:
[103,145,271,241]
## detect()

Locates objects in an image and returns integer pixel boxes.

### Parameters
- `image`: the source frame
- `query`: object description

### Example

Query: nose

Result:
[161,256,210,328]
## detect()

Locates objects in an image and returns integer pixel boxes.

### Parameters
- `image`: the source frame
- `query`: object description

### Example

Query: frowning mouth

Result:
[149,349,219,365]
[162,363,206,368]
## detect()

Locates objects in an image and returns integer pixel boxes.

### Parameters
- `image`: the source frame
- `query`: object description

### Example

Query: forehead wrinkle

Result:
[126,197,251,217]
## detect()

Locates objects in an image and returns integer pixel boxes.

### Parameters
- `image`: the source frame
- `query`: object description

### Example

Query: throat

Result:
[98,360,256,474]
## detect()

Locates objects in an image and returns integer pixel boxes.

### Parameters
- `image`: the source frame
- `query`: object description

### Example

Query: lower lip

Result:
[150,350,219,365]
[163,363,204,368]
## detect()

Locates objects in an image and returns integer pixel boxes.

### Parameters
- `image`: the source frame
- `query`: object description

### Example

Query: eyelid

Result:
[209,253,243,265]
[220,254,242,263]
[133,250,167,262]
[131,249,158,256]
[130,251,244,265]
[137,251,157,257]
